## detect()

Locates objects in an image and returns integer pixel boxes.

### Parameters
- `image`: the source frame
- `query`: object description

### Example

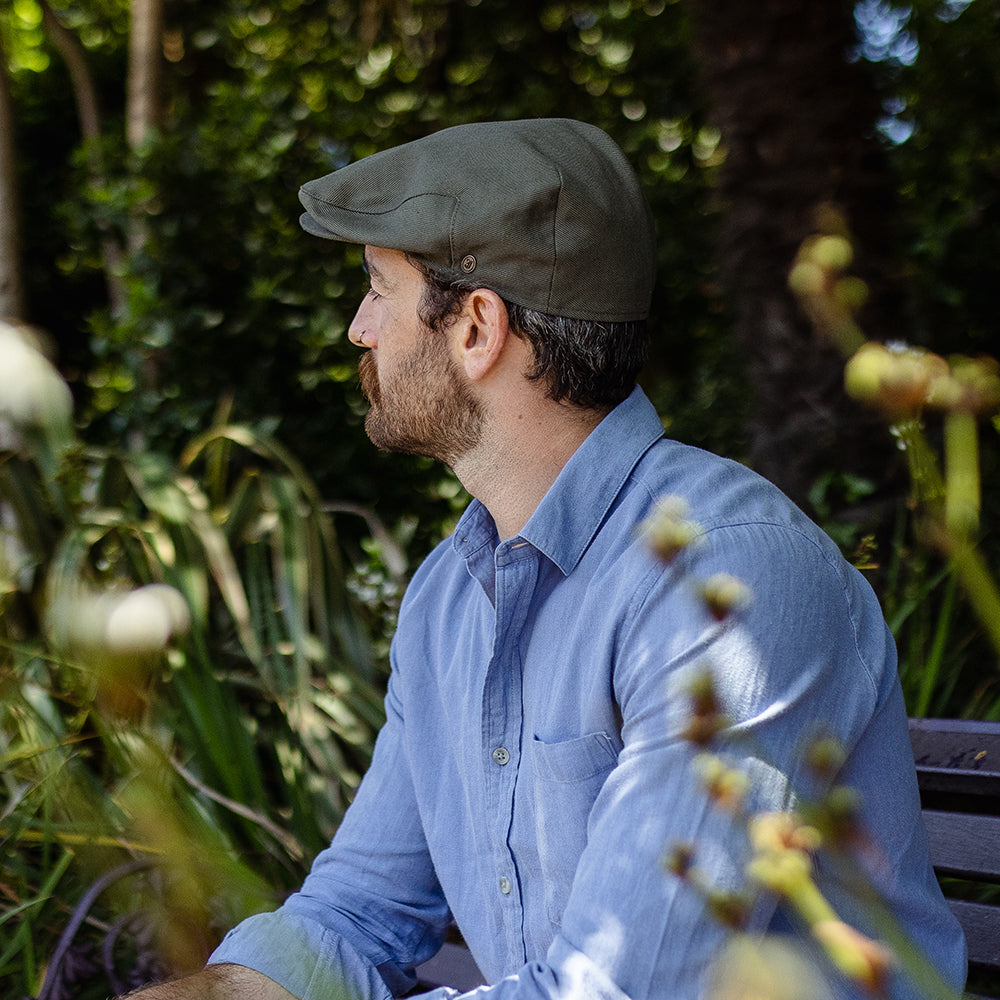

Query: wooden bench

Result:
[417,718,1000,995]
[910,716,1000,996]
[415,937,486,993]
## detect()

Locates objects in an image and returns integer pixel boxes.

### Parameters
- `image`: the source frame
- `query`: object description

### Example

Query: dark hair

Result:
[409,259,648,411]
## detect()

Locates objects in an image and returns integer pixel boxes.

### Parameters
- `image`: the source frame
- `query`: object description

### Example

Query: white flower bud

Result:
[105,584,190,655]
[0,323,73,432]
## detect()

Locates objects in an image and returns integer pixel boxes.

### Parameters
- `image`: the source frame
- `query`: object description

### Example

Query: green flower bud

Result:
[844,343,894,403]
[788,260,827,297]
[663,841,697,878]
[694,753,749,812]
[641,495,702,563]
[833,275,869,312]
[699,573,752,620]
[804,735,846,779]
[809,235,853,272]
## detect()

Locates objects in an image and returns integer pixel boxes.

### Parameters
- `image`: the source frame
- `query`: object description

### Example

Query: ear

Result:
[454,289,510,382]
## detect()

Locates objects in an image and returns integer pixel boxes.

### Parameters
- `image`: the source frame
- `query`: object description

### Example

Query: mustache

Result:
[358,351,380,405]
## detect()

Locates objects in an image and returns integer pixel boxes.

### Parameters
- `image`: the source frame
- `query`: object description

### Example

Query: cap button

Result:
[460,254,477,274]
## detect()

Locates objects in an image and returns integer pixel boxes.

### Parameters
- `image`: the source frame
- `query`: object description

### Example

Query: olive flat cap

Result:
[298,118,655,322]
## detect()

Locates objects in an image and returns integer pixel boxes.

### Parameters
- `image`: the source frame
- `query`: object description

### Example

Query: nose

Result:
[348,293,376,348]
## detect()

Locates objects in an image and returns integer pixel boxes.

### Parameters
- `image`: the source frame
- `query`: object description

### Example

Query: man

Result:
[129,119,965,1000]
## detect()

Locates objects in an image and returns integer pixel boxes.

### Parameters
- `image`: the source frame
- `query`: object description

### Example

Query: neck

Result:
[452,397,606,541]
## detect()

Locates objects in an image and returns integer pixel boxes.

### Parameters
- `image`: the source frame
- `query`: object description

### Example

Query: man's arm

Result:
[121,964,297,999]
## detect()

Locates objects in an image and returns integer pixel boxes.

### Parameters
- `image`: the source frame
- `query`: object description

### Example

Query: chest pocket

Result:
[530,732,619,926]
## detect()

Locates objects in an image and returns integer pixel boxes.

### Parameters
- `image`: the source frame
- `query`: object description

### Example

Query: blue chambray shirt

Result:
[210,387,966,1000]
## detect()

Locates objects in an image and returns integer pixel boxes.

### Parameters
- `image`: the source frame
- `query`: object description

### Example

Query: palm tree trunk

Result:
[684,0,902,513]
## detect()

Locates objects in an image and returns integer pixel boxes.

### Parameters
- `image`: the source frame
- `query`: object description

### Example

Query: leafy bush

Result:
[1,320,385,997]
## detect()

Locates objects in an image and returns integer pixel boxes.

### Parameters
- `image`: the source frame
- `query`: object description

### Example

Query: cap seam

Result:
[449,195,460,270]
[548,168,563,314]
[300,189,457,219]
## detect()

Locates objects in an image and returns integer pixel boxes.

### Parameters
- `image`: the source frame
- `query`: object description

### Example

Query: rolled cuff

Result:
[209,911,395,1000]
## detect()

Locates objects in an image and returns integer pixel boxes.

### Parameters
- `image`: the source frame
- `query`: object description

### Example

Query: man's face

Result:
[349,247,483,466]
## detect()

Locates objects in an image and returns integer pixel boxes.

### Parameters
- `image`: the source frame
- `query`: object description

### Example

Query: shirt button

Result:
[492,747,510,766]
[499,876,511,895]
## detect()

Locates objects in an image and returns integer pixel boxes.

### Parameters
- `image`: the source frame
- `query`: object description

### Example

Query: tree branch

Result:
[0,30,26,319]
[39,0,127,316]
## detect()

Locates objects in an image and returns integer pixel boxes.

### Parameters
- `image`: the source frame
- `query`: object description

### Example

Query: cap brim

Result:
[299,211,345,240]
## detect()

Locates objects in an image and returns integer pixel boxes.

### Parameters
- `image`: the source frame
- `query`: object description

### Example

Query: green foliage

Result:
[1,323,384,994]
[884,0,1000,354]
[790,221,1000,721]
[8,0,737,557]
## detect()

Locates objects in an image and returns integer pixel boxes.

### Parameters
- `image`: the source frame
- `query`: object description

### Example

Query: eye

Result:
[367,286,382,302]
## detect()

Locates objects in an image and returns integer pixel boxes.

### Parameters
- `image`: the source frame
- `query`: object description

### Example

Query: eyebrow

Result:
[362,249,390,289]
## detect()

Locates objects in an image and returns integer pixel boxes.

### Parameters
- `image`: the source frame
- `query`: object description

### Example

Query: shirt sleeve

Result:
[420,521,963,1000]
[208,666,454,1000]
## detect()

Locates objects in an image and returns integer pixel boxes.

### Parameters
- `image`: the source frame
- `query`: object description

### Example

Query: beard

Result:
[358,335,484,467]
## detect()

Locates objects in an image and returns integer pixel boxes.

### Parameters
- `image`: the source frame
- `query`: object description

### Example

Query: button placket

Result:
[482,547,537,964]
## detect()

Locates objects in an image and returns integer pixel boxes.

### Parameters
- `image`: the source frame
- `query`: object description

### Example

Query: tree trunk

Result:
[127,0,163,151]
[0,32,25,321]
[126,0,164,255]
[684,0,902,515]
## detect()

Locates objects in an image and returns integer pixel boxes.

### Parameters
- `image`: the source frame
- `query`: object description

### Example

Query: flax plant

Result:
[669,667,962,1000]
[1,320,385,998]
[788,214,1000,713]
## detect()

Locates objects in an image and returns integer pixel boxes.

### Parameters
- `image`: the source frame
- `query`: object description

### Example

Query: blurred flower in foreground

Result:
[926,355,1000,416]
[846,343,1000,538]
[672,667,895,997]
[640,497,752,621]
[49,583,191,655]
[0,319,74,438]
[105,584,192,655]
[787,220,868,357]
[47,583,191,718]
[641,495,703,563]
[662,839,752,931]
[694,753,750,813]
[705,933,834,1000]
[844,342,1000,421]
[680,667,730,746]
[700,573,752,621]
[747,812,894,995]
[844,343,947,417]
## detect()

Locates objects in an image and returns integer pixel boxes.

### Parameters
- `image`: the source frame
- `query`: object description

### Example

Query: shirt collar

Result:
[452,385,665,575]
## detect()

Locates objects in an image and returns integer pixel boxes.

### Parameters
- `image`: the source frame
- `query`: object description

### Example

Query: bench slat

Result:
[909,718,1000,776]
[949,899,1000,970]
[922,810,1000,880]
[910,718,1000,804]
